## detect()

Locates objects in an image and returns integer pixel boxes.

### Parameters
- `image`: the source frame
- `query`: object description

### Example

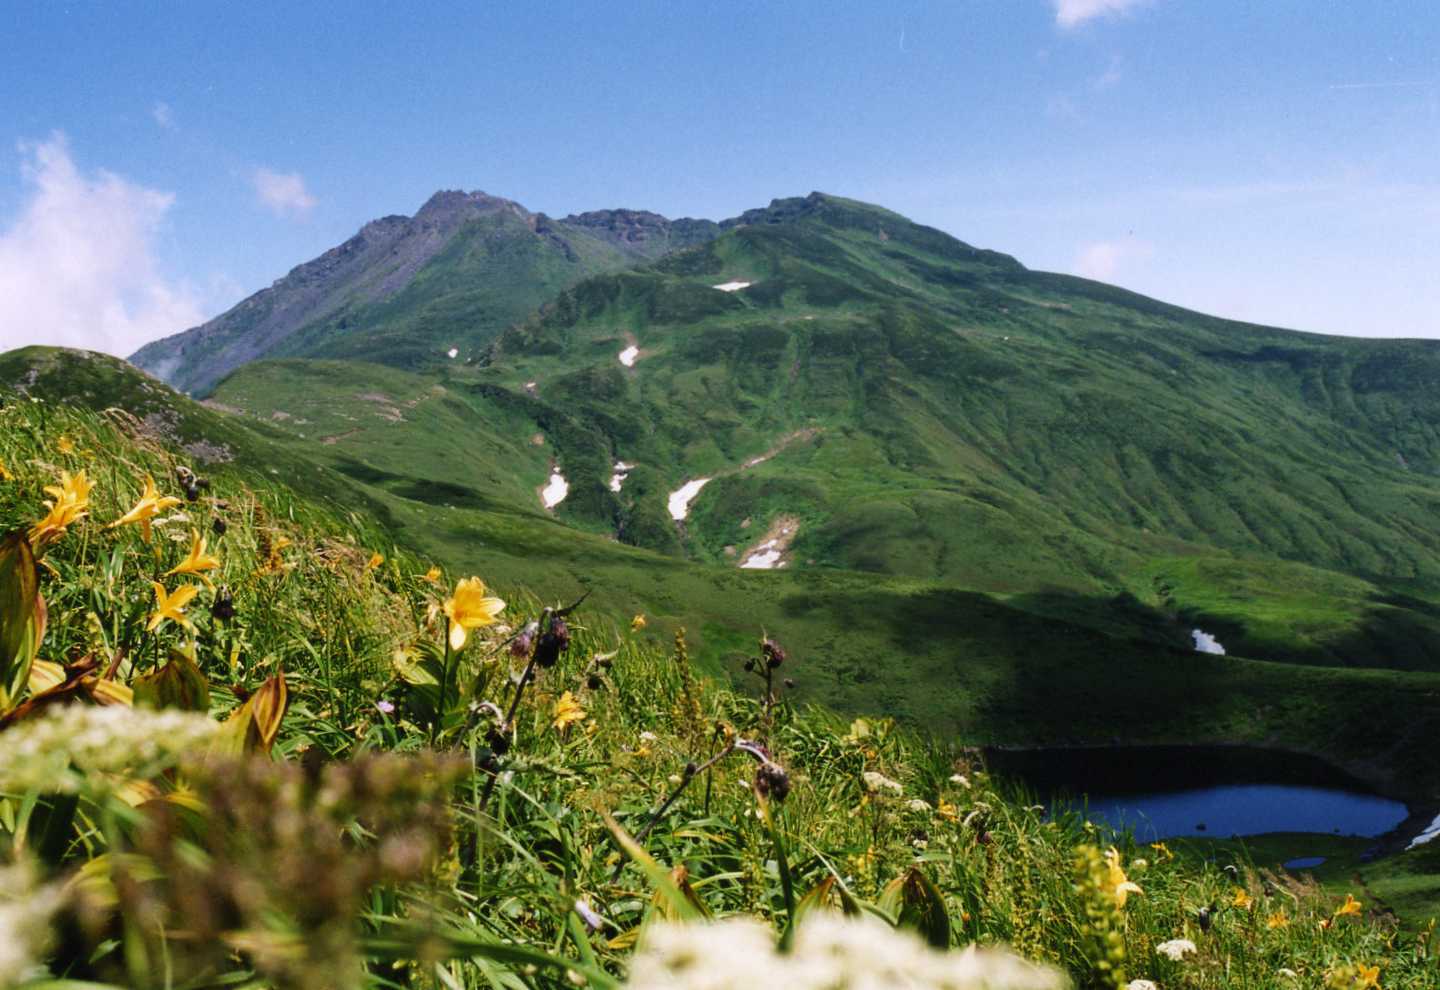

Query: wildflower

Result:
[906,798,933,813]
[366,552,384,571]
[511,620,538,658]
[28,469,93,549]
[627,914,1066,990]
[0,705,217,794]
[937,799,960,822]
[1326,964,1382,989]
[1104,847,1143,908]
[1279,969,1298,979]
[210,586,236,622]
[552,691,586,732]
[423,566,441,582]
[147,581,199,633]
[1149,841,1174,862]
[761,637,786,667]
[639,730,658,742]
[165,529,221,589]
[375,700,395,715]
[0,859,67,988]
[631,613,647,631]
[441,577,505,650]
[574,898,605,933]
[754,760,791,802]
[534,616,570,667]
[109,473,182,543]
[0,458,10,481]
[1156,938,1197,961]
[56,435,75,455]
[862,770,903,795]
[1334,893,1363,918]
[1267,910,1290,929]
[1232,886,1254,910]
[1127,982,1159,990]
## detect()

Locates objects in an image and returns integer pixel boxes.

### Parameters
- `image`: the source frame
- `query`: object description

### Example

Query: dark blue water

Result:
[988,746,1409,841]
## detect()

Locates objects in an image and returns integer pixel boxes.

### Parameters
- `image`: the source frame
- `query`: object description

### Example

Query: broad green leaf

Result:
[879,866,951,948]
[0,531,41,711]
[133,647,211,712]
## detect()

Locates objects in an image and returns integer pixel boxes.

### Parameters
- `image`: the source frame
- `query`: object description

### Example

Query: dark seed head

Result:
[684,761,699,779]
[211,517,228,536]
[485,727,511,756]
[743,658,756,673]
[183,484,200,503]
[534,616,570,668]
[761,638,786,668]
[210,586,236,622]
[586,673,603,691]
[754,761,791,802]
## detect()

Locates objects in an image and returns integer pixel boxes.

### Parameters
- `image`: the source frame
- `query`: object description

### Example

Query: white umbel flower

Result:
[862,771,903,796]
[0,705,218,795]
[1126,981,1159,990]
[0,860,65,988]
[1155,938,1197,961]
[626,914,1067,990]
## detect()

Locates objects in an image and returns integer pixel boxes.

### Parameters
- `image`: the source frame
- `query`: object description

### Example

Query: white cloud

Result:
[1054,0,1150,29]
[0,134,205,357]
[251,167,316,218]
[151,101,175,129]
[1073,237,1154,281]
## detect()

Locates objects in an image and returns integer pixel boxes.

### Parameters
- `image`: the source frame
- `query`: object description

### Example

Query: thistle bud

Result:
[212,516,228,536]
[486,726,511,756]
[743,658,756,672]
[211,586,236,621]
[753,761,791,802]
[684,761,699,779]
[534,616,570,668]
[511,621,539,658]
[586,673,604,691]
[762,638,786,668]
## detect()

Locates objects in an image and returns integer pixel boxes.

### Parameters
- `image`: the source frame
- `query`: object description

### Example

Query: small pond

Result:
[986,746,1409,841]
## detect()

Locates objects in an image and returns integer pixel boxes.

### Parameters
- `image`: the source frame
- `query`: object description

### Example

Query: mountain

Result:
[19,190,1440,800]
[129,191,718,395]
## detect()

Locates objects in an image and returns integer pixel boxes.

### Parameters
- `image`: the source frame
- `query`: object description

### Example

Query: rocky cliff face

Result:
[130,191,718,395]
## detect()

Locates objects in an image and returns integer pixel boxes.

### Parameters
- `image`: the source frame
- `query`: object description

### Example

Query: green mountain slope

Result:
[129,192,717,395]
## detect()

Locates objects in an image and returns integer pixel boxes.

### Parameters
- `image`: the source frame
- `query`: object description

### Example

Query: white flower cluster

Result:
[1155,938,1197,961]
[862,771,903,796]
[0,705,218,795]
[0,860,65,989]
[626,914,1068,990]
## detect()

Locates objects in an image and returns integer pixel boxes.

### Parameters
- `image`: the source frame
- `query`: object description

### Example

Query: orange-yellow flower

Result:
[366,551,384,571]
[442,577,505,651]
[1103,847,1143,908]
[29,469,94,549]
[1149,841,1174,863]
[165,529,220,589]
[423,566,442,583]
[1355,964,1381,989]
[56,436,75,455]
[1334,893,1363,918]
[631,613,647,631]
[147,581,198,633]
[1232,887,1254,910]
[0,458,12,481]
[552,690,586,731]
[109,474,181,543]
[1266,910,1289,929]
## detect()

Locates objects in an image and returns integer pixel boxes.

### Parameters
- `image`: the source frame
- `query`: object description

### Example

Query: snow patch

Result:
[541,469,569,509]
[667,478,710,521]
[1192,629,1226,655]
[1408,812,1440,850]
[619,345,639,367]
[447,347,459,359]
[610,461,635,493]
[740,540,785,569]
[712,280,752,292]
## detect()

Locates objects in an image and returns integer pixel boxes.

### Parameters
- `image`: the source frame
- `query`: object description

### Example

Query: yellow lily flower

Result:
[0,458,11,481]
[1232,887,1254,910]
[1103,847,1142,908]
[109,474,182,543]
[1266,910,1289,929]
[423,566,442,583]
[366,551,384,571]
[165,529,220,589]
[552,690,586,731]
[442,576,505,651]
[29,469,94,550]
[1355,964,1381,989]
[1149,841,1174,863]
[1334,893,1363,918]
[147,582,198,633]
[56,436,75,455]
[631,613,647,631]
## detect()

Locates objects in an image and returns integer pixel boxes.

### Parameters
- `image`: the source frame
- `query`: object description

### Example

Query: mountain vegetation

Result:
[1,392,1436,988]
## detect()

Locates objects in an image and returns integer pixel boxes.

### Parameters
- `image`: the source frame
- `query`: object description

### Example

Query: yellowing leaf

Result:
[0,531,42,712]
[134,648,211,712]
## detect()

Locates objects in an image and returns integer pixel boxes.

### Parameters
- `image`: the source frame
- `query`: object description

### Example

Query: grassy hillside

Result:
[1,394,1436,988]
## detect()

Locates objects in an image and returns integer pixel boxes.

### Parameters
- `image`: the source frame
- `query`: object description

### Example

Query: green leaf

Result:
[879,866,951,948]
[602,812,703,922]
[133,647,211,712]
[0,530,42,712]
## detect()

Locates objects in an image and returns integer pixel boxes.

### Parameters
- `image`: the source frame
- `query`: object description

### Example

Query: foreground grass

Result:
[1,393,1438,988]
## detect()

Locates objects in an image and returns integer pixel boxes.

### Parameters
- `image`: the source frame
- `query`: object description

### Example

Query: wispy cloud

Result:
[0,134,205,357]
[250,167,316,218]
[1054,0,1151,29]
[1093,55,1124,90]
[151,101,175,129]
[1073,237,1153,281]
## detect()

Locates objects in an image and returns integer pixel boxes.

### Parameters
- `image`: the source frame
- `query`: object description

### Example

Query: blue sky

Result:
[2,0,1438,355]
